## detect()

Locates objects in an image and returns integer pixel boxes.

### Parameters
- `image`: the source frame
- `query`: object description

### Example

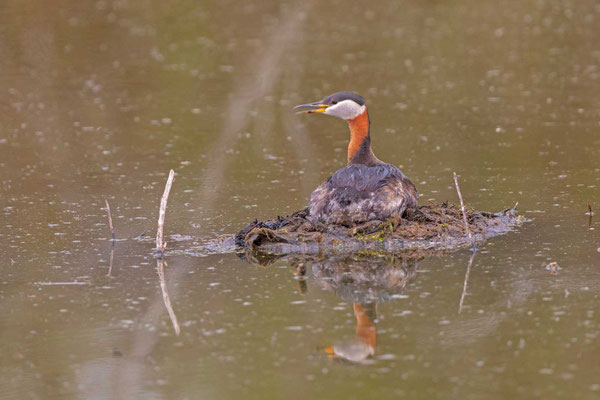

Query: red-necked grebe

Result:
[295,91,418,225]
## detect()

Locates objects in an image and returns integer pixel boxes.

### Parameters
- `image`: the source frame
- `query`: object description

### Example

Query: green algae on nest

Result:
[235,201,524,255]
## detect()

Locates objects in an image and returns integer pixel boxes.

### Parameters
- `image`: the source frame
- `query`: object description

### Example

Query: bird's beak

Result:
[294,101,329,114]
[323,346,336,357]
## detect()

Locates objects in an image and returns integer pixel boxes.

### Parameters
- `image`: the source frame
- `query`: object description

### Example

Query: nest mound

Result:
[235,202,523,255]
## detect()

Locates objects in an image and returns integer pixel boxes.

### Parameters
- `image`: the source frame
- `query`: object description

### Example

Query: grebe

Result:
[295,91,417,225]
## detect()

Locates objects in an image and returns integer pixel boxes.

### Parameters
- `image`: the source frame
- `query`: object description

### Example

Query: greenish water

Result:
[1,0,599,399]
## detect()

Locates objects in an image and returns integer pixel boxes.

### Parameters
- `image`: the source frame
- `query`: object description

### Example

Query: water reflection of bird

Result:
[295,91,418,225]
[295,253,419,363]
[324,303,377,363]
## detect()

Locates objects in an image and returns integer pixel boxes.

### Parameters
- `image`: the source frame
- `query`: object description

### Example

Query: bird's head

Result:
[295,91,366,120]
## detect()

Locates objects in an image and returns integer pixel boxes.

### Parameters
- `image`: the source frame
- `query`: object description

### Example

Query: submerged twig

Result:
[502,202,519,215]
[588,201,593,230]
[156,258,181,335]
[295,263,306,276]
[156,170,175,258]
[107,247,114,277]
[295,262,307,295]
[453,172,476,250]
[458,250,477,313]
[104,199,116,241]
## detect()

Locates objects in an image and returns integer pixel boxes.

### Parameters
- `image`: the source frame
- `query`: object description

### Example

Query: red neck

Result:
[354,303,376,350]
[347,109,379,165]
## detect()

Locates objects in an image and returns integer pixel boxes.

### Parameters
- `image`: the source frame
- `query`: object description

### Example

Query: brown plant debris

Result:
[235,202,524,255]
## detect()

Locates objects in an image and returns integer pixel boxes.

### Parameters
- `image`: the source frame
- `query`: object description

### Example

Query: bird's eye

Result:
[331,100,337,105]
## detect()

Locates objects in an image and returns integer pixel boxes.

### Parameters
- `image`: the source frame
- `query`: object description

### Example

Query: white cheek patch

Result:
[325,100,366,120]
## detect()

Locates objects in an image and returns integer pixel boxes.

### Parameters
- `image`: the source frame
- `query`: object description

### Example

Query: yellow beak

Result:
[294,101,329,114]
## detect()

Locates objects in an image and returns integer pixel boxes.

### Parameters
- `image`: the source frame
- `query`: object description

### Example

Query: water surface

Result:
[1,1,600,399]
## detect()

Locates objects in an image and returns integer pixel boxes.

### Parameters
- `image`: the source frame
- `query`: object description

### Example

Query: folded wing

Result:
[309,164,418,225]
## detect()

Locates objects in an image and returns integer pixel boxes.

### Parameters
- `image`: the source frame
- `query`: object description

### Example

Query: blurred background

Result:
[1,0,599,399]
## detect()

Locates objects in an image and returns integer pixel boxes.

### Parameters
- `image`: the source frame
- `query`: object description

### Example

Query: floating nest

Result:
[235,201,524,256]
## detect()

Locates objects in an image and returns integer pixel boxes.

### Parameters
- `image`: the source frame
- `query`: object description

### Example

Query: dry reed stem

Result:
[105,199,115,240]
[453,172,475,249]
[156,169,175,257]
[156,258,181,335]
